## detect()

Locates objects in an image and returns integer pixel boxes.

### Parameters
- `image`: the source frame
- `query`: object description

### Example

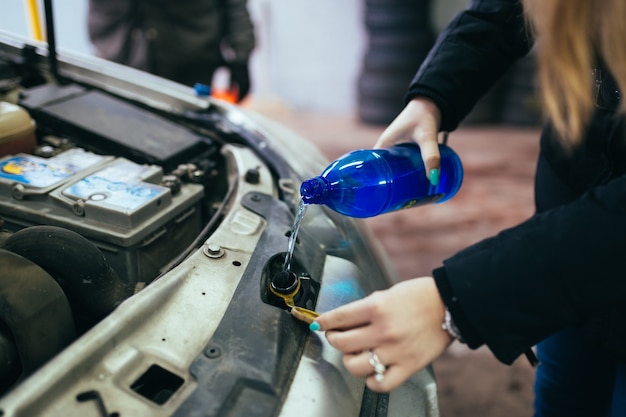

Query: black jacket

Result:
[88,0,256,87]
[408,0,626,364]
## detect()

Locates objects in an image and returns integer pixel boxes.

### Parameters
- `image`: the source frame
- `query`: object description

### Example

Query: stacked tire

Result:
[358,0,436,125]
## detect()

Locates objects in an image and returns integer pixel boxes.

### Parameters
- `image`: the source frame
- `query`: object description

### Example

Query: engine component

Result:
[0,102,36,157]
[0,147,205,285]
[0,249,75,390]
[19,84,211,171]
[4,226,133,327]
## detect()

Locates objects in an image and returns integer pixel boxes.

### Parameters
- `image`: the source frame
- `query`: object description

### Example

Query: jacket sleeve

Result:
[87,0,141,65]
[434,173,626,364]
[406,0,533,132]
[218,0,256,64]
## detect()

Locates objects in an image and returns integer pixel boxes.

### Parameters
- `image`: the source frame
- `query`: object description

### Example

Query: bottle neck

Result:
[300,176,329,204]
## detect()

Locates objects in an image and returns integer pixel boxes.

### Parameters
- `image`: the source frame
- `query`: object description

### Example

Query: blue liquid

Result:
[300,143,463,218]
[283,199,307,272]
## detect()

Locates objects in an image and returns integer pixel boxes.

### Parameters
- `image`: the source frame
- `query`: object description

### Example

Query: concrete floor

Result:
[247,99,540,416]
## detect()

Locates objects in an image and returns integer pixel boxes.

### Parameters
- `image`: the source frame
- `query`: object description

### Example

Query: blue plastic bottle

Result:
[300,143,463,218]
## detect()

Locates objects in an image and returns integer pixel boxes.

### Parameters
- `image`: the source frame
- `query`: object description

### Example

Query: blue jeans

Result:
[533,327,626,417]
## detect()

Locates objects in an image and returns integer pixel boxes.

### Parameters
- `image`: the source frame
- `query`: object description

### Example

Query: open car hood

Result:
[0,10,438,417]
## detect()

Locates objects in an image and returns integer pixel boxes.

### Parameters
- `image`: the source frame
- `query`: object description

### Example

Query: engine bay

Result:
[1,84,222,288]
[0,25,437,417]
[0,49,255,394]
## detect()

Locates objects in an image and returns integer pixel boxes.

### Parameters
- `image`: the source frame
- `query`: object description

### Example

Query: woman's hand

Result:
[311,277,453,392]
[375,97,443,185]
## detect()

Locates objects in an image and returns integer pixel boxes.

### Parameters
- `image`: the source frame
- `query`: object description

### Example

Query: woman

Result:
[310,0,626,415]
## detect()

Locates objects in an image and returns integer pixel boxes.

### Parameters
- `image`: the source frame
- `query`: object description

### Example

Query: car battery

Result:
[0,147,205,286]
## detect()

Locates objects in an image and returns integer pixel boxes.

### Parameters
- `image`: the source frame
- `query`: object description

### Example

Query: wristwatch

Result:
[441,307,465,343]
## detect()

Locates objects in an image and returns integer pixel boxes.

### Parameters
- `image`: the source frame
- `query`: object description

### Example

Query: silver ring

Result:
[369,350,386,382]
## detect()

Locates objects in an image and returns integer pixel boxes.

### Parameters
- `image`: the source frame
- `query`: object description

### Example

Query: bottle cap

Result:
[193,83,211,97]
[300,177,327,204]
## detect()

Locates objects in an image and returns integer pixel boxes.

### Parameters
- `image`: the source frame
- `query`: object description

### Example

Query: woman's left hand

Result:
[312,277,453,392]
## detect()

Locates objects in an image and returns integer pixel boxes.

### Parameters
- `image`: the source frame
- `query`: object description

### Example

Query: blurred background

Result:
[1,0,540,126]
[1,1,541,415]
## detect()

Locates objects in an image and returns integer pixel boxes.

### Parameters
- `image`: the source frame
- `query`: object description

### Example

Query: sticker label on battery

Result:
[62,162,169,212]
[0,150,104,188]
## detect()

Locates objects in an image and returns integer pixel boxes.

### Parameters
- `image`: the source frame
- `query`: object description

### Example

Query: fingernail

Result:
[309,321,321,331]
[429,169,439,186]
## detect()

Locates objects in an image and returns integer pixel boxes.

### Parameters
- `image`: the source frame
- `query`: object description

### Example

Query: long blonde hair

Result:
[524,0,626,146]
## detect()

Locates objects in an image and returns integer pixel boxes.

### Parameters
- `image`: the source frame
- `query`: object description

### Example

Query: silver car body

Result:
[0,29,438,417]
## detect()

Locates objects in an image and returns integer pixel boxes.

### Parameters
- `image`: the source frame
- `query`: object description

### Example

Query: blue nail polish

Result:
[309,322,321,331]
[429,169,440,186]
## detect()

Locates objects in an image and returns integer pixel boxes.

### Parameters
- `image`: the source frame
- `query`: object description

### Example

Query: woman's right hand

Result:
[311,277,453,393]
[374,97,442,185]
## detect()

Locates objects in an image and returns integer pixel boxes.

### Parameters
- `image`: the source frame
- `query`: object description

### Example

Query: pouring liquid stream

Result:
[280,200,321,324]
[283,199,307,272]
[280,200,319,324]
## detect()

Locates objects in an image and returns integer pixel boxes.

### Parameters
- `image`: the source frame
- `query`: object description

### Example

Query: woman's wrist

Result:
[441,307,465,343]
[406,97,442,130]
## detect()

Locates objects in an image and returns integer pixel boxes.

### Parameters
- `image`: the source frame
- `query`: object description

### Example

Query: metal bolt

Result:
[72,200,86,216]
[190,169,204,182]
[11,184,24,200]
[203,244,224,258]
